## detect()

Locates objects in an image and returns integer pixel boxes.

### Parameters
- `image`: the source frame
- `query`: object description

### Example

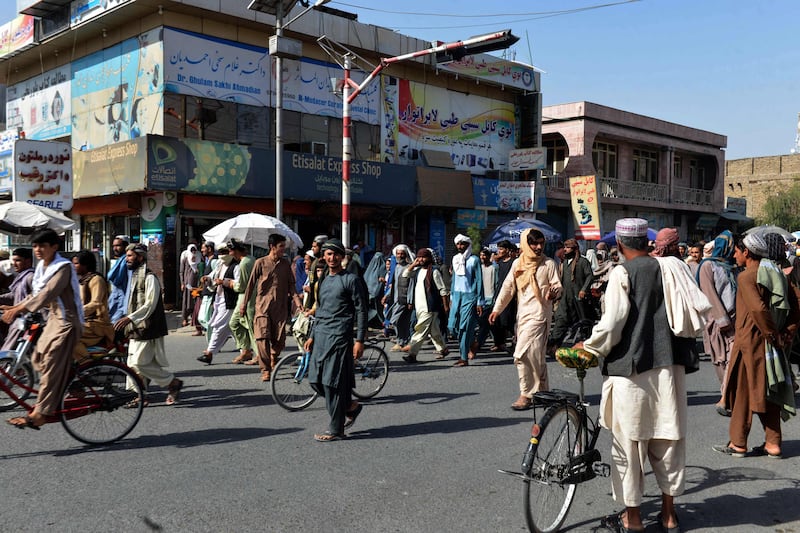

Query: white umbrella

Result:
[0,201,77,236]
[744,224,794,241]
[202,213,303,249]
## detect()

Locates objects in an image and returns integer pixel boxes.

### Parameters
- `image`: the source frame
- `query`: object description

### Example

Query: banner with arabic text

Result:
[6,66,72,141]
[381,76,515,176]
[438,54,538,92]
[13,139,73,211]
[569,175,602,240]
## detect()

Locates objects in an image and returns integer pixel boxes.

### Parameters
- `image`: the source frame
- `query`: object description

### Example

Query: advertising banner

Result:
[281,57,379,124]
[13,139,73,211]
[6,66,72,140]
[472,176,499,210]
[73,137,147,197]
[497,181,536,212]
[508,147,546,171]
[428,214,446,264]
[72,28,164,150]
[438,54,538,92]
[164,28,269,108]
[0,130,19,195]
[71,0,132,27]
[381,76,515,175]
[569,175,602,240]
[0,15,35,59]
[145,135,416,206]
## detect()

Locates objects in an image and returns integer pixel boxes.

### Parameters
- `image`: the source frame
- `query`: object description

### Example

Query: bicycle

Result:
[500,346,610,533]
[0,312,145,445]
[270,336,390,412]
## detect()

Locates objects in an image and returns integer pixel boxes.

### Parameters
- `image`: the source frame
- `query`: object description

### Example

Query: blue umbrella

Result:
[485,218,563,249]
[599,227,658,245]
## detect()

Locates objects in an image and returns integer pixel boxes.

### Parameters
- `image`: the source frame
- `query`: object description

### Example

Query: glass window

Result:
[673,156,682,180]
[301,114,329,154]
[237,104,270,149]
[592,141,617,178]
[282,110,302,152]
[632,148,658,183]
[542,137,568,175]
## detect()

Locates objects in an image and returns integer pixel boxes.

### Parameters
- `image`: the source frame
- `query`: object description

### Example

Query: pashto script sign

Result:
[568,175,602,240]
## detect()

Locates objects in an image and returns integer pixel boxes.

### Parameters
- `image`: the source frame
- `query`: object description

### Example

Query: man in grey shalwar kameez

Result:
[304,239,368,442]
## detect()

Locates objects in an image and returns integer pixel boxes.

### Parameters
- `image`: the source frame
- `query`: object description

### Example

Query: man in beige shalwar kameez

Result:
[490,228,561,410]
[3,229,83,430]
[577,219,689,533]
[241,234,301,382]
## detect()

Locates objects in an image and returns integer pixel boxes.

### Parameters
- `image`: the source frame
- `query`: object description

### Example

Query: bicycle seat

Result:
[555,347,598,370]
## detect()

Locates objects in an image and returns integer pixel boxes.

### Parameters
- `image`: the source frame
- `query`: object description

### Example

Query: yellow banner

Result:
[569,175,602,240]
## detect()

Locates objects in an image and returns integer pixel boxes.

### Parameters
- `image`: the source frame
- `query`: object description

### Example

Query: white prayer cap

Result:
[615,218,648,238]
[305,249,316,258]
[454,234,471,245]
[743,233,769,257]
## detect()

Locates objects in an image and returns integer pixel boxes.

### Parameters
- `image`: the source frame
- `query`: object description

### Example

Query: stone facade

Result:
[725,154,800,219]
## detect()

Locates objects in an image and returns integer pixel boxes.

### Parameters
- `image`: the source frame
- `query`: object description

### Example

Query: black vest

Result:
[128,266,169,340]
[222,262,237,309]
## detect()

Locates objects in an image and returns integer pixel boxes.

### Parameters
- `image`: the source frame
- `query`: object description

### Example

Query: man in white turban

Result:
[446,234,484,366]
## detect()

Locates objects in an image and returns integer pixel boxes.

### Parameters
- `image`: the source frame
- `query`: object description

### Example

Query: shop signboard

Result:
[382,76,515,176]
[164,28,270,108]
[72,137,147,197]
[437,54,538,92]
[0,130,19,195]
[456,209,487,229]
[71,0,132,27]
[497,181,536,212]
[429,214,446,263]
[472,176,499,210]
[13,139,73,211]
[508,147,546,171]
[0,15,35,59]
[569,175,602,240]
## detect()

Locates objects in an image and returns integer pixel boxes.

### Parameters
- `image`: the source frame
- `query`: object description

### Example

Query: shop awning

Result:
[416,168,474,208]
[695,214,719,230]
[719,210,753,224]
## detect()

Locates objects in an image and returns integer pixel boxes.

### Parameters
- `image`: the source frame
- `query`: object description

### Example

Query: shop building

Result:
[2,0,541,306]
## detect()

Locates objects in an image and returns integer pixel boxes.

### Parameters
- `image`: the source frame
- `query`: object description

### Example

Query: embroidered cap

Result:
[615,218,649,238]
[742,233,768,257]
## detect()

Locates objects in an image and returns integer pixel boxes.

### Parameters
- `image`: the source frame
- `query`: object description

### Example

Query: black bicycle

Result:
[500,347,610,533]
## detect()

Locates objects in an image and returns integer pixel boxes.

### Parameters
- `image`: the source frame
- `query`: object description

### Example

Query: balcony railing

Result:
[543,173,711,206]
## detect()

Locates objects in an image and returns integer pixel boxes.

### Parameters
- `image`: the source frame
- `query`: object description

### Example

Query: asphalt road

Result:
[2,316,799,533]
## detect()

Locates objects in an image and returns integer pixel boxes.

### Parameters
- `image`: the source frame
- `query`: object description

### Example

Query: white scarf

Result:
[32,252,85,325]
[452,247,472,276]
[654,256,711,337]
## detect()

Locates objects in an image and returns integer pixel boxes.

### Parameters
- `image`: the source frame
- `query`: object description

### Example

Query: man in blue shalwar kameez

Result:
[447,234,484,366]
[305,239,369,442]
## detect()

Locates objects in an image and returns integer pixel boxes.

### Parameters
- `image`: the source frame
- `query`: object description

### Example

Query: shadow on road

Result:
[348,415,532,439]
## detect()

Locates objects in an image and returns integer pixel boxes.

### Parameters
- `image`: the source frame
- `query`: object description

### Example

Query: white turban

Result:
[743,233,768,258]
[454,234,471,245]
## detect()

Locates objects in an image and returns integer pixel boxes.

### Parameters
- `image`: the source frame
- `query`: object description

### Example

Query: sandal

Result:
[600,511,644,533]
[124,398,150,409]
[6,415,42,430]
[489,345,505,352]
[314,431,345,442]
[656,512,681,533]
[166,378,183,406]
[344,403,363,429]
[711,443,746,458]
[751,443,782,459]
[197,353,213,365]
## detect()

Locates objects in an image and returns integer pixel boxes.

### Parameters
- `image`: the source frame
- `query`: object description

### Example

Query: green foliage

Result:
[758,179,800,231]
[466,225,482,254]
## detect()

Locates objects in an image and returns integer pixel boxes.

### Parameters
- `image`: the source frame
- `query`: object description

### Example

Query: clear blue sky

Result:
[2,0,797,159]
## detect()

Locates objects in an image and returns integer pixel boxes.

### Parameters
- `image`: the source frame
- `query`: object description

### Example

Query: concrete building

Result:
[2,0,541,305]
[539,101,732,242]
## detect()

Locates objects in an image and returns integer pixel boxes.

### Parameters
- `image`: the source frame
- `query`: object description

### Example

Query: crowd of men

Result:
[1,218,799,532]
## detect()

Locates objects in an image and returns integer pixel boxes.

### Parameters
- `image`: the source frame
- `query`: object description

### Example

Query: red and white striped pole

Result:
[341,53,352,248]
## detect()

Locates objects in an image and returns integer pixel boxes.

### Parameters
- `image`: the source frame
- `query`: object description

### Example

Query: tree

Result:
[758,179,800,231]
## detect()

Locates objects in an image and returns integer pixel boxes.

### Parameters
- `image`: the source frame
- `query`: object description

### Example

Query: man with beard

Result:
[304,239,368,442]
[72,250,115,361]
[401,248,450,363]
[447,234,484,366]
[114,243,182,406]
[489,240,517,353]
[107,235,129,323]
[228,239,256,364]
[549,238,594,352]
[490,229,561,409]
[0,247,35,351]
[384,244,414,351]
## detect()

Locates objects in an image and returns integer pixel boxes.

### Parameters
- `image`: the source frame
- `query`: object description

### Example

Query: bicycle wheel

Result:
[352,345,389,399]
[0,356,35,411]
[271,353,318,411]
[523,404,582,533]
[60,361,144,445]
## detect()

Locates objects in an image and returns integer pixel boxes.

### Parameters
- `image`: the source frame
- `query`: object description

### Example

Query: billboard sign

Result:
[13,139,73,211]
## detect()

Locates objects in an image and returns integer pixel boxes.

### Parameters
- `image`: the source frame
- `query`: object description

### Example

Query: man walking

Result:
[107,235,129,323]
[578,218,693,533]
[114,243,182,406]
[241,234,302,382]
[401,248,449,363]
[447,234,483,366]
[489,240,516,353]
[304,239,368,442]
[490,229,561,409]
[228,239,256,364]
[549,238,594,350]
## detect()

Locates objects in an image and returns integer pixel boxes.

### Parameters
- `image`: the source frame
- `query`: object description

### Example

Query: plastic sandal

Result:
[314,431,344,442]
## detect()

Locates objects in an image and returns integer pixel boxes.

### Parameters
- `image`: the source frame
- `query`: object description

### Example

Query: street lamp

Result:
[248,0,331,223]
[323,30,519,247]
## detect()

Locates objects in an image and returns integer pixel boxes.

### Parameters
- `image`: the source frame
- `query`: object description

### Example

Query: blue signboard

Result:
[472,176,499,210]
[429,214,446,264]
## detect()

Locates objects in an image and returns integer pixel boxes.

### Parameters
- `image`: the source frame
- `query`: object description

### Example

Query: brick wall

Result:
[725,154,800,219]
